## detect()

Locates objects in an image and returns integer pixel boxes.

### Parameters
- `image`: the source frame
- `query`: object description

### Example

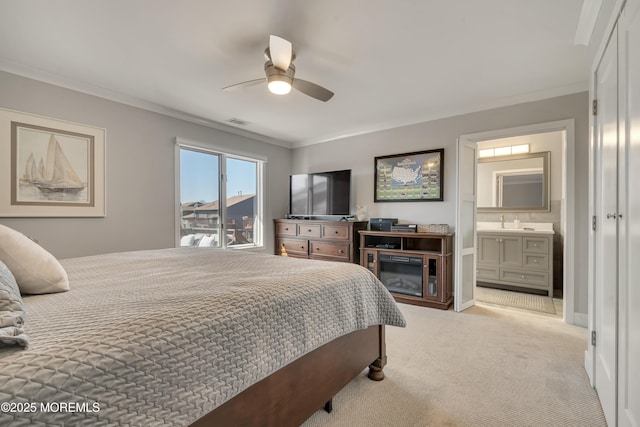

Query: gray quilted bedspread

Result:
[0,248,405,426]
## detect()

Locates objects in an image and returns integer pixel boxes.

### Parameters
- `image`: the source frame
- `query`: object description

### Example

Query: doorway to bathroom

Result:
[455,120,575,324]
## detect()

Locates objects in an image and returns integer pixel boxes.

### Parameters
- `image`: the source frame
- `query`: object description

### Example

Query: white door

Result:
[618,0,640,424]
[455,139,477,311]
[594,25,619,427]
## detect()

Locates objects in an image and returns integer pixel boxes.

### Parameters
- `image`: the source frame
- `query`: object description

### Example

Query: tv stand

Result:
[359,230,454,309]
[274,219,367,263]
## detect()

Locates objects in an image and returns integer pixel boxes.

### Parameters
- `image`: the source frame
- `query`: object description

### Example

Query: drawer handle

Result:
[521,275,525,279]
[533,243,538,247]
[285,227,289,231]
[533,259,538,263]
[308,229,313,232]
[338,249,344,254]
[301,245,305,249]
[334,230,339,234]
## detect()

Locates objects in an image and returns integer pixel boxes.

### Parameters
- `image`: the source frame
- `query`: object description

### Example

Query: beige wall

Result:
[292,92,589,315]
[0,69,589,315]
[0,70,291,259]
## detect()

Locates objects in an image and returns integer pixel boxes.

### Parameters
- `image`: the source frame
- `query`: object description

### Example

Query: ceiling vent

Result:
[227,118,250,127]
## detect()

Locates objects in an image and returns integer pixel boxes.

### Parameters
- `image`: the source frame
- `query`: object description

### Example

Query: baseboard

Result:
[573,312,588,327]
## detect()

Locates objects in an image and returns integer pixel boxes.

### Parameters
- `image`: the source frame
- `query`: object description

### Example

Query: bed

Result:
[0,245,406,426]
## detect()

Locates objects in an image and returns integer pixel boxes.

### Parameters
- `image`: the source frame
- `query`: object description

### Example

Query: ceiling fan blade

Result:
[292,79,334,102]
[269,35,292,71]
[222,78,265,91]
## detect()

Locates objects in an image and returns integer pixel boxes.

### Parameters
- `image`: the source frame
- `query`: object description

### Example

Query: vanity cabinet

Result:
[477,231,553,296]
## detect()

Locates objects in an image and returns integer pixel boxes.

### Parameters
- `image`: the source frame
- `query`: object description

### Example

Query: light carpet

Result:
[303,303,605,427]
[475,286,557,315]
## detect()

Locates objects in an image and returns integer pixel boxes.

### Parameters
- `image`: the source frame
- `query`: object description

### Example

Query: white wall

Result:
[292,92,590,314]
[0,70,291,258]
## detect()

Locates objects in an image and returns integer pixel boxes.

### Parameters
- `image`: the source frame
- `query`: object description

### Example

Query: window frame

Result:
[175,138,265,249]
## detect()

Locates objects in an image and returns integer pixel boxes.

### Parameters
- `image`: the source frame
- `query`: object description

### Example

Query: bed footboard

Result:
[190,325,386,427]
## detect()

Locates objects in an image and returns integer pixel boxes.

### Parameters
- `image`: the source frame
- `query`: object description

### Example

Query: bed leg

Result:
[367,356,387,381]
[323,399,333,413]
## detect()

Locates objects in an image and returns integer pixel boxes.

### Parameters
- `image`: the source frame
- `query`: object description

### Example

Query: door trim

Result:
[458,119,575,324]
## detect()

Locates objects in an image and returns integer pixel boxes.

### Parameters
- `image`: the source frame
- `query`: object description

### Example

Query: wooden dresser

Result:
[274,219,368,263]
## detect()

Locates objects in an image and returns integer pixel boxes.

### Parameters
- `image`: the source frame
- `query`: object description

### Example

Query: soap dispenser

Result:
[514,216,520,229]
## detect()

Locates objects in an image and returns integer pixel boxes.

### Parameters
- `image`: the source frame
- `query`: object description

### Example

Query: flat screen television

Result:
[289,169,351,217]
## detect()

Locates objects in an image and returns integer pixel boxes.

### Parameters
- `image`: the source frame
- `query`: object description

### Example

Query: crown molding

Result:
[0,60,293,149]
[292,81,588,148]
[574,0,603,45]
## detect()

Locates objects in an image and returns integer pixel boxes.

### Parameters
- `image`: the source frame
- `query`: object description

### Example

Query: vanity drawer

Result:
[298,224,322,237]
[500,268,549,288]
[523,237,550,253]
[523,253,549,269]
[476,266,499,280]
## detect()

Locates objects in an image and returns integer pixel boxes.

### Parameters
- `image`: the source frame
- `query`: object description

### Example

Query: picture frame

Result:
[374,148,444,202]
[0,108,105,217]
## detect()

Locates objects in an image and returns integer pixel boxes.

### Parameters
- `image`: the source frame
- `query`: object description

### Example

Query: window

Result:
[176,142,264,249]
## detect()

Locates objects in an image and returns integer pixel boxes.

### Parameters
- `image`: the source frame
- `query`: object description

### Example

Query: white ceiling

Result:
[0,0,589,148]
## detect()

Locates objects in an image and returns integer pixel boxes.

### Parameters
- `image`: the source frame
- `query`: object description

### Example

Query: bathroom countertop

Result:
[476,221,555,235]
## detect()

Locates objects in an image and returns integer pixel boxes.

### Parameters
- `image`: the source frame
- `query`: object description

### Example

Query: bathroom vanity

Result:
[476,222,554,297]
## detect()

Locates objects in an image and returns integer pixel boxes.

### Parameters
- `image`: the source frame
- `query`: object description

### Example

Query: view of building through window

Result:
[179,147,258,248]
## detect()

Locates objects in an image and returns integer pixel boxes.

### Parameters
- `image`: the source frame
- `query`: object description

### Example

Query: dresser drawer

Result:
[500,268,549,288]
[523,237,550,253]
[277,238,308,256]
[322,224,349,240]
[298,224,322,237]
[310,241,350,260]
[523,253,549,269]
[276,222,297,236]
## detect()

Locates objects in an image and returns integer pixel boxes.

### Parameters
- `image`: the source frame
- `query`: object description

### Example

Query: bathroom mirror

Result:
[477,151,550,212]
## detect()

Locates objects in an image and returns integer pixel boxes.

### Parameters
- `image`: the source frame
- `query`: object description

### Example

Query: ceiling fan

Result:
[222,35,334,102]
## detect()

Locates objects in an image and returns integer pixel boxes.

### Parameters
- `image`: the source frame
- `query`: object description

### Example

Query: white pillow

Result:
[180,234,195,246]
[0,224,69,295]
[198,234,215,247]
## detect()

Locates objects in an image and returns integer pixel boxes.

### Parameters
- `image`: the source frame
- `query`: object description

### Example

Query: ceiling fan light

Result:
[268,79,292,95]
[265,62,294,95]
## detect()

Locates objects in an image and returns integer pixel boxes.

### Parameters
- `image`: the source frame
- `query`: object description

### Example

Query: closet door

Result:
[618,0,640,424]
[594,25,619,427]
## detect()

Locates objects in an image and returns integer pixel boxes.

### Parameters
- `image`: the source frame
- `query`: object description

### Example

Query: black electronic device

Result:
[375,243,398,249]
[391,224,418,232]
[369,218,398,231]
[289,169,351,216]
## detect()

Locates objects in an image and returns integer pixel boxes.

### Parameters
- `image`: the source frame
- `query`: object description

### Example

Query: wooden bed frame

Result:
[190,325,387,427]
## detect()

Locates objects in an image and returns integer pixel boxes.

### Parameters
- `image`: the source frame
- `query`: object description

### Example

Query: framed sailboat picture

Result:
[0,108,105,217]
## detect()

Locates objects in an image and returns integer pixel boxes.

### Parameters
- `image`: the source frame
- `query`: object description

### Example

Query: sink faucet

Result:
[500,214,505,228]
